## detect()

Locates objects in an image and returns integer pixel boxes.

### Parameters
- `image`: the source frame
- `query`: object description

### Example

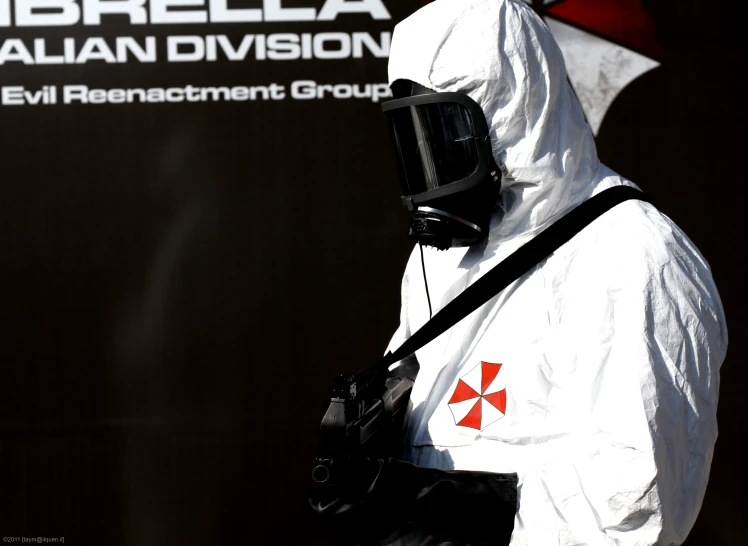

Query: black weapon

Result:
[311,355,419,485]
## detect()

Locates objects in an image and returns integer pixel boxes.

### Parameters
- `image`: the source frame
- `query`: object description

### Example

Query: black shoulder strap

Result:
[380,186,652,369]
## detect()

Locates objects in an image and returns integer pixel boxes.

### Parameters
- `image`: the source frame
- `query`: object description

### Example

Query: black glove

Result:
[306,457,518,546]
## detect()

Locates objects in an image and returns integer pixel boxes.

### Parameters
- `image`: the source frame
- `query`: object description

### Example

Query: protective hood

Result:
[389,0,601,243]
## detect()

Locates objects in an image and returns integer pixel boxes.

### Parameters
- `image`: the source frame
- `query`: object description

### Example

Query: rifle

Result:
[311,354,419,486]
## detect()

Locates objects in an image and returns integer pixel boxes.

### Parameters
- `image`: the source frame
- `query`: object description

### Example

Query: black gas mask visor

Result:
[381,92,497,211]
[382,91,501,250]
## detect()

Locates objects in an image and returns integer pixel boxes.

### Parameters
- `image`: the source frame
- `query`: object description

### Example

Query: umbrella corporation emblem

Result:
[448,361,507,430]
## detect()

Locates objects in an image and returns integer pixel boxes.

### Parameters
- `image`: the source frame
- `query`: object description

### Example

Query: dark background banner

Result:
[0,0,745,544]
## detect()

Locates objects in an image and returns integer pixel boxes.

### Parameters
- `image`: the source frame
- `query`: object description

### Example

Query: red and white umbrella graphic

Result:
[448,361,507,430]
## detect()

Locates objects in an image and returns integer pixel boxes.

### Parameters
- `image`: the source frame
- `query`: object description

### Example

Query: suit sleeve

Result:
[511,230,727,546]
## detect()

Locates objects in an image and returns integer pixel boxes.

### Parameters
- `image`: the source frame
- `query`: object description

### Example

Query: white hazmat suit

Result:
[384,1,728,544]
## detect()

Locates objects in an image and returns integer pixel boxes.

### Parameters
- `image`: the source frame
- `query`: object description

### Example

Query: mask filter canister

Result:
[409,207,484,250]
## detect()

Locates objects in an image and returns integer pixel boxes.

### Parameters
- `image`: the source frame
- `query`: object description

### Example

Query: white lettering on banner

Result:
[116,36,156,62]
[15,0,80,26]
[165,88,183,101]
[351,31,388,58]
[1,0,10,26]
[5,0,391,25]
[0,39,35,63]
[58,83,290,103]
[205,34,216,61]
[255,34,266,59]
[264,0,314,22]
[164,32,387,61]
[151,0,207,24]
[167,35,203,62]
[267,34,300,61]
[2,85,57,104]
[2,86,25,104]
[81,0,147,25]
[0,32,389,64]
[316,0,390,21]
[0,35,156,63]
[209,0,261,23]
[34,38,64,63]
[313,32,350,59]
[108,88,126,102]
[301,33,312,59]
[63,37,76,62]
[0,82,390,105]
[75,36,117,62]
[291,80,390,102]
[216,35,255,61]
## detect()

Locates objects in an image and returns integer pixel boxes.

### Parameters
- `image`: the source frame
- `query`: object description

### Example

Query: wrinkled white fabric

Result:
[385,1,728,545]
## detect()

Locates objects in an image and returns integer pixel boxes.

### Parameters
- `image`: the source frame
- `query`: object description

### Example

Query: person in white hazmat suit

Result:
[308,1,727,545]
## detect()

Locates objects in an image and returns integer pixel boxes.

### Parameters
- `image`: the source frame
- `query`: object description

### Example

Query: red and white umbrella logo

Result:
[448,361,507,430]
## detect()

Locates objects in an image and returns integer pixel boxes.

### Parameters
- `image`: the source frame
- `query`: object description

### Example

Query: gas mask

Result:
[382,80,502,250]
